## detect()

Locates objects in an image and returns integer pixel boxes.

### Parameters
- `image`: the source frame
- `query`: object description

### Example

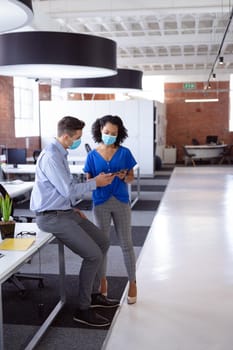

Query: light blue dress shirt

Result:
[30,138,96,212]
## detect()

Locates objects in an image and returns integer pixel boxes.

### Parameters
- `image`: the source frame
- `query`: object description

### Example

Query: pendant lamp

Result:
[60,69,143,93]
[0,0,33,32]
[0,31,117,79]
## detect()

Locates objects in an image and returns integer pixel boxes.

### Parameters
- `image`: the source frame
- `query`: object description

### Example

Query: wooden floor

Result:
[103,166,233,350]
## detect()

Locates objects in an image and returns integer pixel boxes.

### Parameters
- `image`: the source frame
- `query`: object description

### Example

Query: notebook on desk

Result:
[0,237,36,251]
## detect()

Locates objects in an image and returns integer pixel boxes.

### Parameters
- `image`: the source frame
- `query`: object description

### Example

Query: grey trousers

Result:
[36,210,109,309]
[93,196,136,282]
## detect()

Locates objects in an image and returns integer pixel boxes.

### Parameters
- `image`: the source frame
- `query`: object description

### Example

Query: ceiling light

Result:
[0,0,33,33]
[60,69,143,93]
[0,31,117,79]
[219,56,224,64]
[185,98,219,103]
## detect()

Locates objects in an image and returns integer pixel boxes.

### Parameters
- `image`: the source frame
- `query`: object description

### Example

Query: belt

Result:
[36,209,72,216]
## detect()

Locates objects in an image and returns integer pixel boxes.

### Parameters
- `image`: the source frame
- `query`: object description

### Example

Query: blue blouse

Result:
[84,146,137,205]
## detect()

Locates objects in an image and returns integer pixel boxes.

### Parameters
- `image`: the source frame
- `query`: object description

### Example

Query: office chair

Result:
[219,144,233,164]
[84,143,92,153]
[33,149,41,164]
[192,138,199,145]
[0,184,44,294]
[183,146,196,166]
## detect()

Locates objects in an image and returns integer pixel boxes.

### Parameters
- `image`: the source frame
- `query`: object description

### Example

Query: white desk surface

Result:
[0,223,59,350]
[103,166,233,350]
[2,164,84,175]
[184,144,227,149]
[0,181,34,198]
[184,144,226,160]
[2,163,139,176]
[0,223,52,283]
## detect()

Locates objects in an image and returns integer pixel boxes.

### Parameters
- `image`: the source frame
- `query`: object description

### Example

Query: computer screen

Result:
[2,148,27,168]
[206,135,218,144]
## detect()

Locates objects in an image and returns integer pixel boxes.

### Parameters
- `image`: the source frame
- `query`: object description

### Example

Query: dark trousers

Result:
[36,210,109,309]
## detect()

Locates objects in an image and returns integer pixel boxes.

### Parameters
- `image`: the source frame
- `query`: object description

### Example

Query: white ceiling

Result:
[30,0,233,81]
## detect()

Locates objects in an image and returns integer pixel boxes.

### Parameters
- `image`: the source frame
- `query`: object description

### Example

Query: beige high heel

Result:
[99,277,108,297]
[127,281,137,304]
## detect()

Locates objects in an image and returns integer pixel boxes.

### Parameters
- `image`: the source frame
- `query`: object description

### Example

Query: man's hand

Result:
[95,172,115,187]
[74,208,87,219]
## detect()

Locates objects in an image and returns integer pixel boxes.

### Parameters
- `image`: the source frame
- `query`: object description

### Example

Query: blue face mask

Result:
[69,139,81,150]
[102,133,117,145]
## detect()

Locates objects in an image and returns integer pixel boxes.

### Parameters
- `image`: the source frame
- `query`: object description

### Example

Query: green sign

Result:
[183,83,196,89]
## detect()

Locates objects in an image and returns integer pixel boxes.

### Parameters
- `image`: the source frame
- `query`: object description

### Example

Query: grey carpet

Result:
[77,199,160,211]
[50,226,149,247]
[131,184,166,192]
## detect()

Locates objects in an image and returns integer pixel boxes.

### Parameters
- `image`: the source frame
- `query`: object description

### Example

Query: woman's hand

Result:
[116,169,128,180]
[118,169,134,183]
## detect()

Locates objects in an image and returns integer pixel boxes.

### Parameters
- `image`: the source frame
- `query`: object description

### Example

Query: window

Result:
[14,77,40,137]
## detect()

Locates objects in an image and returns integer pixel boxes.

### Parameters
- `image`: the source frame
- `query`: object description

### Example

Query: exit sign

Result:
[183,83,196,89]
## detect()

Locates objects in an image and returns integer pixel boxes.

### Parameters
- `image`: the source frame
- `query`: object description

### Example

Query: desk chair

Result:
[192,138,199,145]
[84,143,92,153]
[219,144,233,164]
[183,146,196,166]
[0,184,44,295]
[33,149,41,164]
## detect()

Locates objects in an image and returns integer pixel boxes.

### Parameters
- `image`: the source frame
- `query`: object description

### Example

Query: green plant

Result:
[0,194,13,222]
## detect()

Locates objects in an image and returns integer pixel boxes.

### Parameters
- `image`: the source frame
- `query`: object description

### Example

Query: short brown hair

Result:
[57,116,85,137]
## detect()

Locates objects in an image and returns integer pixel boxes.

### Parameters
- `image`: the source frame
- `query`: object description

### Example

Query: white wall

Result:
[40,99,155,176]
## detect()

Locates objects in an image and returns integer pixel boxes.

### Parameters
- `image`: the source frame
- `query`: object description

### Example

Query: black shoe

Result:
[91,293,120,308]
[73,308,110,327]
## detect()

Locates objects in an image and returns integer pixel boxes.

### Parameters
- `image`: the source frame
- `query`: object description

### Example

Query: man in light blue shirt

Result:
[30,116,119,327]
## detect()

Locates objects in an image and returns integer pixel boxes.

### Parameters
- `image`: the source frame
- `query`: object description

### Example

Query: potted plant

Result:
[0,194,15,239]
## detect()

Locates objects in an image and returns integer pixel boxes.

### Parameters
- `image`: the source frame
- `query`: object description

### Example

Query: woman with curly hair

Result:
[84,114,137,304]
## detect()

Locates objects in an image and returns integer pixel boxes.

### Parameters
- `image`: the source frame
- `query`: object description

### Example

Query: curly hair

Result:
[91,115,128,146]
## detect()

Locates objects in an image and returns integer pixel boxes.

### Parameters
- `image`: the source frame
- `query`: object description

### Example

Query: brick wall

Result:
[39,84,51,100]
[165,81,232,162]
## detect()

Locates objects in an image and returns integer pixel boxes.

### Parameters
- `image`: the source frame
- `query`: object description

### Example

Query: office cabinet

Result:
[164,148,177,164]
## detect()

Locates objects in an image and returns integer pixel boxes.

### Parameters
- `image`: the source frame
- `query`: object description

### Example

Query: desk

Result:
[1,164,84,176]
[103,167,233,350]
[184,144,226,165]
[0,223,65,350]
[0,181,34,198]
[2,164,141,208]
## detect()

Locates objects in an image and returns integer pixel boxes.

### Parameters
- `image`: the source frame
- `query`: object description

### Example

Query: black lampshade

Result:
[0,0,33,32]
[0,31,117,79]
[60,69,143,92]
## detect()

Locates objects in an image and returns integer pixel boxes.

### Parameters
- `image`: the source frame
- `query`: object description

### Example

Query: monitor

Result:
[206,135,218,144]
[2,148,27,168]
